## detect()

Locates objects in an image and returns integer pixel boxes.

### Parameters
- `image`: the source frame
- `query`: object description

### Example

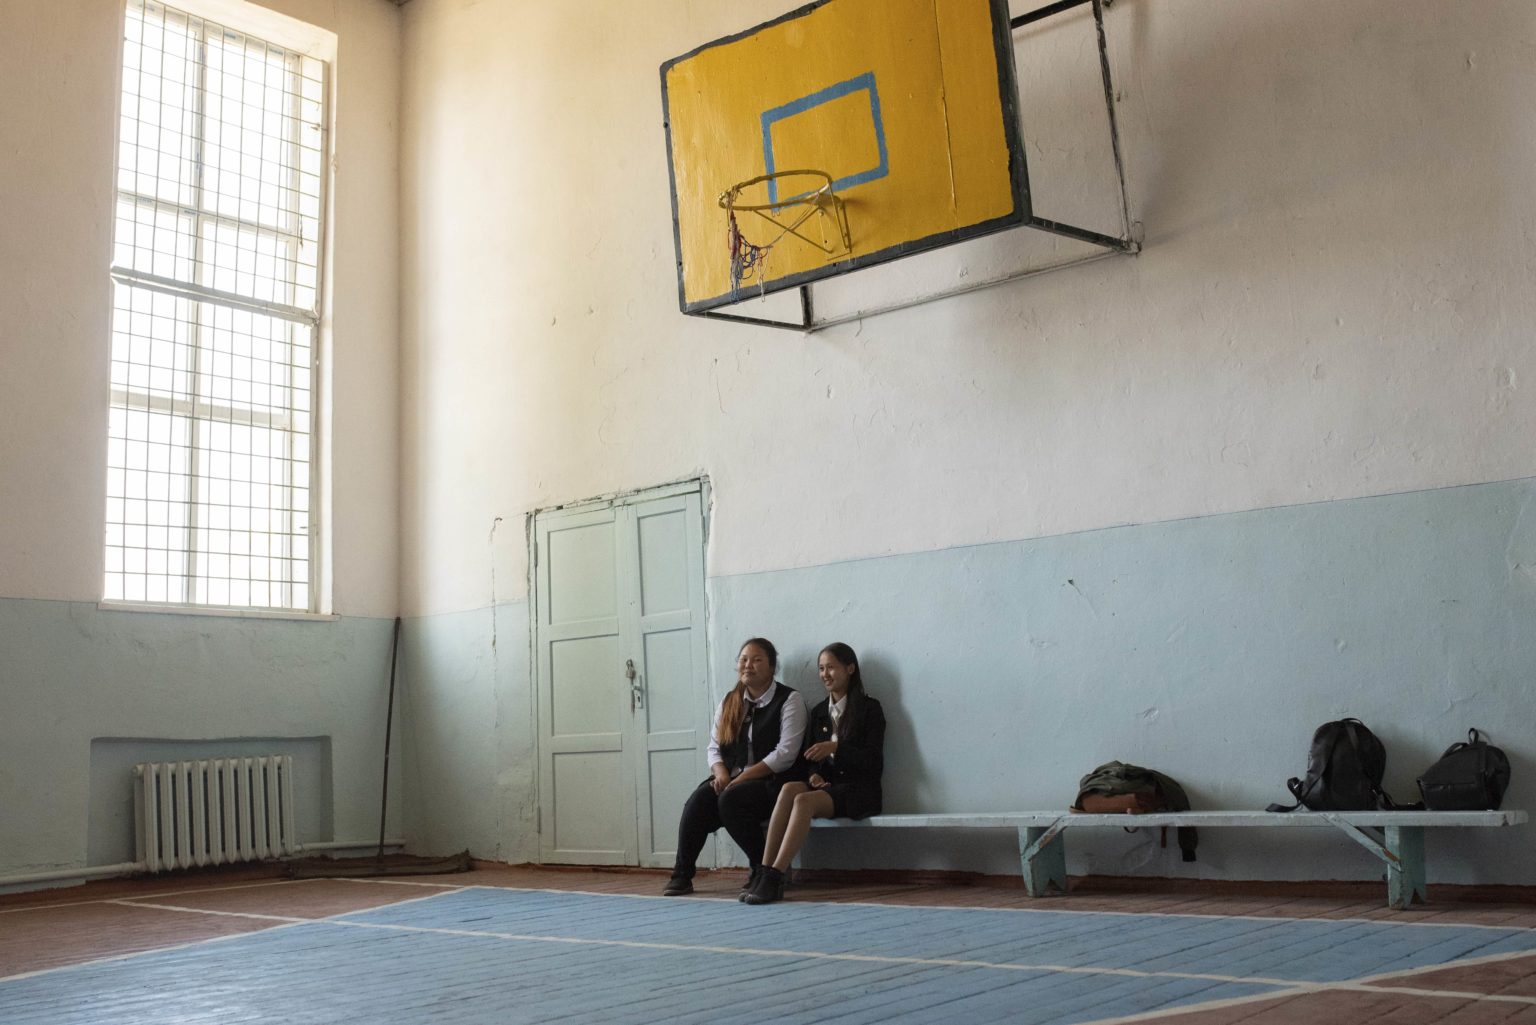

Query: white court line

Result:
[0,920,314,987]
[0,870,466,916]
[327,877,465,888]
[1072,989,1318,1025]
[107,882,468,923]
[456,882,1536,933]
[0,876,324,916]
[326,893,1536,1009]
[0,876,467,922]
[1055,920,1536,1024]
[6,874,1530,932]
[0,883,468,986]
[311,883,471,916]
[108,900,309,923]
[1077,975,1536,1025]
[1362,983,1536,1004]
[324,914,1536,1005]
[321,917,1303,987]
[1354,943,1536,986]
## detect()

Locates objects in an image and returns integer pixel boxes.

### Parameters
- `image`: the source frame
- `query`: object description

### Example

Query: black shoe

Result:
[662,876,693,896]
[738,865,761,902]
[743,866,785,905]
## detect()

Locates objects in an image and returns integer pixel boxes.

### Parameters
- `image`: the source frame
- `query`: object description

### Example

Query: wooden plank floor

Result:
[3,865,1535,1023]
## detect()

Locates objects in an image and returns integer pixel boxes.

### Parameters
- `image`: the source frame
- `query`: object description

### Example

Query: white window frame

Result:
[102,0,337,618]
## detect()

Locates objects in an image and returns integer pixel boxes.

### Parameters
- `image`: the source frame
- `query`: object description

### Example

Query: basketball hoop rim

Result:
[719,169,837,212]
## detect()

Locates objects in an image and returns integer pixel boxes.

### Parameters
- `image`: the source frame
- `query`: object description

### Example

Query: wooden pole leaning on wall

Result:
[287,617,471,879]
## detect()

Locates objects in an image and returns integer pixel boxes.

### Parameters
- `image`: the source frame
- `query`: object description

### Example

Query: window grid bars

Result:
[106,0,324,612]
[112,2,324,316]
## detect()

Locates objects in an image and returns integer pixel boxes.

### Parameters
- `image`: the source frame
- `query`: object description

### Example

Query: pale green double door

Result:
[533,482,712,867]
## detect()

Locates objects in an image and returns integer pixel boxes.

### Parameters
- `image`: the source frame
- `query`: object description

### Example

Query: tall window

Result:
[106,0,326,611]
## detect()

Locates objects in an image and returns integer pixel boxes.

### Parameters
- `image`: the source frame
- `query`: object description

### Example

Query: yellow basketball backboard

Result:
[662,0,1028,315]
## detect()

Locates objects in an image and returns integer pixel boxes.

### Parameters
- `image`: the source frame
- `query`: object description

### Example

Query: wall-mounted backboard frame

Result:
[660,0,1139,331]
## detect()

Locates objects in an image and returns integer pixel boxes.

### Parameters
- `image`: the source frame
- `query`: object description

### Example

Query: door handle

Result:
[626,659,644,711]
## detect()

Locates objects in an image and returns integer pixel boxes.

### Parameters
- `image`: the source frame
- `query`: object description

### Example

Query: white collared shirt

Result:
[706,683,808,774]
[829,695,847,742]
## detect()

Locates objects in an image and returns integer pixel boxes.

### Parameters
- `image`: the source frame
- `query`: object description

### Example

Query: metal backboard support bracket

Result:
[689,0,1139,332]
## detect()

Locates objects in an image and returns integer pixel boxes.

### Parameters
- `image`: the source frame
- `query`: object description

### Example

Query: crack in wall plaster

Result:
[1507,489,1535,587]
[488,516,503,652]
[1066,577,1099,618]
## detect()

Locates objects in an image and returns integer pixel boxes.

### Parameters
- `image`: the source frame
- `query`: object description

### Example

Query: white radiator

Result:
[134,756,298,872]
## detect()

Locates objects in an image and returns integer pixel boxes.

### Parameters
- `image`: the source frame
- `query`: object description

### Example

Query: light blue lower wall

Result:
[398,601,534,862]
[404,476,1536,884]
[32,479,1530,886]
[710,476,1536,884]
[0,600,399,879]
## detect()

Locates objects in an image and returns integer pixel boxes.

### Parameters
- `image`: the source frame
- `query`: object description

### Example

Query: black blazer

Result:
[801,694,885,790]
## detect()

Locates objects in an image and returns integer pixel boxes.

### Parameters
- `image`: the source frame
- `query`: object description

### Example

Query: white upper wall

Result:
[0,0,401,617]
[398,0,1536,618]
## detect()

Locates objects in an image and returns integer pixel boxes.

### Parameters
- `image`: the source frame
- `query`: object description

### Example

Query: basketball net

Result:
[727,208,772,291]
[720,170,852,293]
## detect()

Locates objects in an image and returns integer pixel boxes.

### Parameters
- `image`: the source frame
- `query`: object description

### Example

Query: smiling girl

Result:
[745,642,886,905]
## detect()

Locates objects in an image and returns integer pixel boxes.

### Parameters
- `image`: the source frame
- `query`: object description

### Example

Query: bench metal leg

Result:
[1385,825,1427,909]
[1020,825,1068,896]
[1322,813,1430,909]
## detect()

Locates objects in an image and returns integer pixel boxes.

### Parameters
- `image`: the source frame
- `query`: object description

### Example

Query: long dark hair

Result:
[718,637,778,746]
[820,642,867,744]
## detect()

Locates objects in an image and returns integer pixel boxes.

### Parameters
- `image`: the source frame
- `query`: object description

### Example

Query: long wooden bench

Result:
[813,809,1527,908]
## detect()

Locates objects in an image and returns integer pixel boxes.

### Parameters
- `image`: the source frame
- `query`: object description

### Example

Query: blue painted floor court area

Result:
[6,885,1536,1024]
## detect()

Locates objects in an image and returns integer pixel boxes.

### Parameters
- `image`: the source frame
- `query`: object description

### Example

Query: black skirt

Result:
[824,782,882,821]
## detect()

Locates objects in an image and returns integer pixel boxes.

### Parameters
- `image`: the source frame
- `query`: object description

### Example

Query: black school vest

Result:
[718,682,795,773]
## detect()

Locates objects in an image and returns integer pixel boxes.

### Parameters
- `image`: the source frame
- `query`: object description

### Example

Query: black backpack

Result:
[1267,718,1396,812]
[1417,729,1511,811]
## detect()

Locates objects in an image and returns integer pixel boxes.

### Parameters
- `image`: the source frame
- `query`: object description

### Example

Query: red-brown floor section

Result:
[115,876,449,918]
[0,875,452,976]
[0,897,279,977]
[1367,955,1536,1000]
[1143,989,1536,1025]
